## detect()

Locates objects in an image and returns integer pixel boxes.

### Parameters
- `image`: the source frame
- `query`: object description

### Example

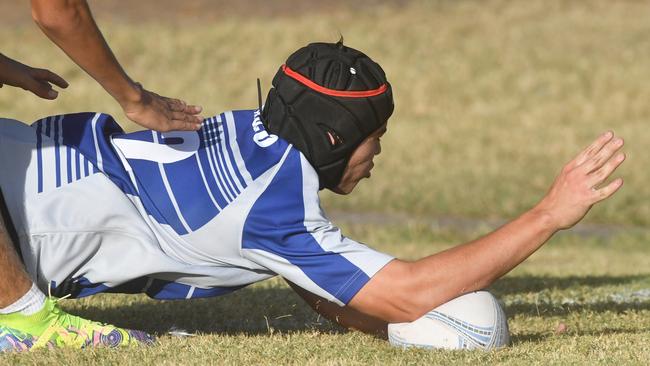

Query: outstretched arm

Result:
[349,131,625,323]
[30,0,203,131]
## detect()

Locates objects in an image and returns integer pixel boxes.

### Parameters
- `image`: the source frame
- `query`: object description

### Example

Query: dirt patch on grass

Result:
[328,210,645,239]
[4,0,410,26]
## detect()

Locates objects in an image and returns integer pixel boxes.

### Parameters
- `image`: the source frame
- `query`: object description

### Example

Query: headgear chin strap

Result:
[262,42,394,190]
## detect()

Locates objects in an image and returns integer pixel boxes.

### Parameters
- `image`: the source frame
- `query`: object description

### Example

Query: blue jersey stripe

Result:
[215,114,241,195]
[232,110,289,180]
[205,118,234,201]
[52,276,246,300]
[36,120,43,193]
[151,131,192,233]
[198,125,223,203]
[242,149,370,304]
[197,143,228,208]
[207,118,236,200]
[66,146,72,184]
[222,112,248,190]
[128,158,188,234]
[53,116,61,188]
[163,156,220,230]
[194,153,222,211]
[75,149,81,180]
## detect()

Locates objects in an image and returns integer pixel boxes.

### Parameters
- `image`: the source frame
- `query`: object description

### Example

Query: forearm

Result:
[350,207,557,322]
[0,53,16,85]
[408,207,556,312]
[31,0,139,105]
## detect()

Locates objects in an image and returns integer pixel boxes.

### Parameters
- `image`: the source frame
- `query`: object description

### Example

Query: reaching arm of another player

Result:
[349,131,625,323]
[0,53,68,99]
[30,0,203,131]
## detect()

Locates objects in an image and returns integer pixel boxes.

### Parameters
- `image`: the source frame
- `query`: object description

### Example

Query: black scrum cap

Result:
[261,41,394,189]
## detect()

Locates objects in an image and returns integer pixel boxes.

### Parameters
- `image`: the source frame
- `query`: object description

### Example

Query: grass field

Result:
[1,0,650,364]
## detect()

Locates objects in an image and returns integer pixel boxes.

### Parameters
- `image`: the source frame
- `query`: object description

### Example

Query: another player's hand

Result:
[534,131,625,230]
[0,53,68,99]
[121,82,204,132]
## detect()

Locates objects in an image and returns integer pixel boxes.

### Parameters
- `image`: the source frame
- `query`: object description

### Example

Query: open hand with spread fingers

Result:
[535,131,625,231]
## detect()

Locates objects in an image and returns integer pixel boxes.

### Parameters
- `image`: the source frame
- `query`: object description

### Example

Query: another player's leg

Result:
[0,194,154,352]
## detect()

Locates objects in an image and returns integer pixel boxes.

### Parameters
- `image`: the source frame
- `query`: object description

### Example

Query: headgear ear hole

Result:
[318,124,344,149]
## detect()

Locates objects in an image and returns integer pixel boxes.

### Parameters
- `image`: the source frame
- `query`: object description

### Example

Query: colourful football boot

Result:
[0,297,154,352]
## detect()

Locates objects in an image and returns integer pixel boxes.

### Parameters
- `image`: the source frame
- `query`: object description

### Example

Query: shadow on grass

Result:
[491,274,650,295]
[489,274,650,317]
[513,327,650,344]
[504,300,650,318]
[66,287,345,336]
[65,274,650,336]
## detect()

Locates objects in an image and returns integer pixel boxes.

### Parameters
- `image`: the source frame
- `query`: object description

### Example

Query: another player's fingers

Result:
[170,118,201,131]
[184,104,203,115]
[165,98,187,112]
[582,137,624,174]
[175,111,204,124]
[27,79,59,99]
[32,68,69,89]
[591,178,624,203]
[572,131,614,167]
[587,152,625,187]
[169,112,200,130]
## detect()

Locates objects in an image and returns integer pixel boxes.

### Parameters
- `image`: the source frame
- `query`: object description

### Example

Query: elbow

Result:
[350,260,449,324]
[378,263,435,323]
[32,0,84,33]
[387,296,430,323]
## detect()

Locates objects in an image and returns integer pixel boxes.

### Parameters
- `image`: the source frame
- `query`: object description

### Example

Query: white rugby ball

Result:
[388,291,509,350]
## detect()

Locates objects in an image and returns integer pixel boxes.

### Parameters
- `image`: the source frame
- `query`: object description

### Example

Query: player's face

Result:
[333,123,387,195]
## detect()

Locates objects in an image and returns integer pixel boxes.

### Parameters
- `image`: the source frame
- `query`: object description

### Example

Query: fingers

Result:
[25,79,60,100]
[170,111,202,131]
[167,98,203,118]
[570,131,614,168]
[591,178,624,203]
[124,86,204,131]
[31,68,69,89]
[167,98,187,112]
[166,98,203,130]
[580,136,624,174]
[18,68,68,99]
[587,152,625,188]
[185,104,203,114]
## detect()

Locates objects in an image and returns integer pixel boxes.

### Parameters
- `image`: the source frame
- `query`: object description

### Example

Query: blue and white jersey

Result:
[0,110,392,306]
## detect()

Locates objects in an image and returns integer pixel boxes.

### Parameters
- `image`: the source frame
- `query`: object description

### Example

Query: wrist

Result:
[525,205,560,234]
[111,79,143,108]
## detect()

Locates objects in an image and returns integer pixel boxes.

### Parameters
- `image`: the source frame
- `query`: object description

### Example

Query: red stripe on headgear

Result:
[282,65,387,98]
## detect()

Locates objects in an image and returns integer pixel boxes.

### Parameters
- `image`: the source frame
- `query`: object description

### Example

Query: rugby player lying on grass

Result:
[0,41,625,351]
